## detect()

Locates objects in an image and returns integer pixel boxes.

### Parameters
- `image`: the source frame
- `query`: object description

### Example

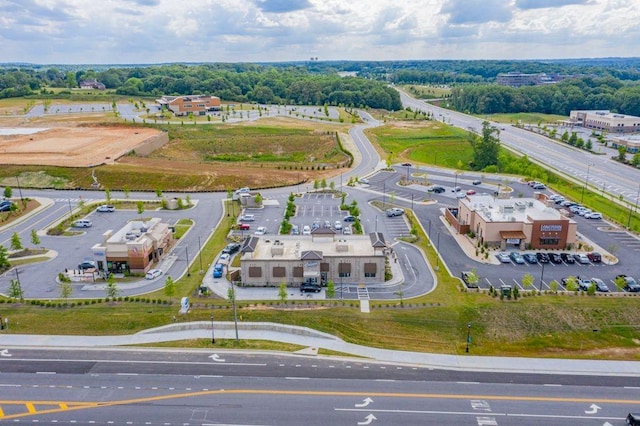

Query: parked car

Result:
[323,220,331,228]
[560,253,576,264]
[591,278,609,292]
[401,162,412,167]
[577,277,594,291]
[532,183,546,190]
[472,179,481,185]
[222,243,241,254]
[235,187,250,194]
[291,224,300,235]
[343,215,358,222]
[573,253,590,264]
[452,186,462,192]
[585,212,602,219]
[461,271,479,288]
[386,208,404,217]
[577,209,592,217]
[73,219,92,228]
[617,275,640,292]
[212,263,224,278]
[334,220,343,230]
[145,269,163,280]
[342,226,352,235]
[300,283,321,293]
[218,253,231,264]
[359,178,370,184]
[429,186,445,193]
[302,225,311,235]
[561,276,583,288]
[237,223,250,231]
[560,200,577,207]
[523,253,538,264]
[496,252,511,263]
[536,252,550,263]
[587,252,602,263]
[240,214,255,222]
[96,204,115,213]
[549,253,563,264]
[466,189,476,196]
[455,192,466,199]
[254,226,267,235]
[509,252,525,264]
[0,200,13,212]
[78,260,96,270]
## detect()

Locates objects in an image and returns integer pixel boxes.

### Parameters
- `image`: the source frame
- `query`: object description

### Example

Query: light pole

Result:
[230,285,239,342]
[539,261,545,292]
[581,163,594,204]
[198,236,203,274]
[185,246,191,277]
[375,215,378,233]
[465,323,471,353]
[15,267,20,286]
[210,314,215,344]
[15,175,24,207]
[436,232,440,270]
[627,183,640,229]
[383,181,386,209]
[411,193,414,211]
[340,275,343,300]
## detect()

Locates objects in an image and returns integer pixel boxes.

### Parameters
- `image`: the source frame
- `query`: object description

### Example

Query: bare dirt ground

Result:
[0,126,163,167]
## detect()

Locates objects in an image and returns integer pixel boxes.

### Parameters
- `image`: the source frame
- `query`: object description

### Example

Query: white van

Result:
[73,219,92,228]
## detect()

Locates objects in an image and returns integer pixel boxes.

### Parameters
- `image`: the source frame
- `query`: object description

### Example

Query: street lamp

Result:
[627,183,640,229]
[581,163,594,204]
[465,323,471,353]
[198,236,203,274]
[185,246,191,277]
[436,232,441,270]
[210,314,215,344]
[539,261,545,292]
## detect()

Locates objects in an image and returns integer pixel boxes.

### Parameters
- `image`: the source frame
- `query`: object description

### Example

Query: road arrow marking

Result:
[585,404,601,414]
[208,354,225,363]
[357,414,377,425]
[603,423,613,426]
[355,397,373,408]
[0,349,11,357]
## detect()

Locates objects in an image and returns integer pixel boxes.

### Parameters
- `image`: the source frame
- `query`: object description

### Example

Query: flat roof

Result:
[462,195,567,223]
[245,235,383,261]
[108,217,162,244]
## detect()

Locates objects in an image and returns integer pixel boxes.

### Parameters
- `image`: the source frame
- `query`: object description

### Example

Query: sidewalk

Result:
[1,321,638,377]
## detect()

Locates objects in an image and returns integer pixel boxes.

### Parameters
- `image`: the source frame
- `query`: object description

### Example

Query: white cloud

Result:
[0,0,638,63]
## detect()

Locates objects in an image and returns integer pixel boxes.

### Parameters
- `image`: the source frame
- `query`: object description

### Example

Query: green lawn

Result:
[482,112,567,125]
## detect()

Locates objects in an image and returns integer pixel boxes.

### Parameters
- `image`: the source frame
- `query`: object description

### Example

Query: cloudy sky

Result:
[1,0,638,64]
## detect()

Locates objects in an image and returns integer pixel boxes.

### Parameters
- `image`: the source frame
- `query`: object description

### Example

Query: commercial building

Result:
[91,218,173,274]
[570,110,640,134]
[445,194,577,250]
[239,231,388,287]
[157,95,221,116]
[610,135,640,154]
[79,79,106,90]
[496,72,579,87]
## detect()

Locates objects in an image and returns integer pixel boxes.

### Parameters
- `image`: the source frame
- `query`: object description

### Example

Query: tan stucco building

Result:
[91,218,173,274]
[239,231,387,287]
[157,95,221,116]
[570,110,640,134]
[446,194,577,250]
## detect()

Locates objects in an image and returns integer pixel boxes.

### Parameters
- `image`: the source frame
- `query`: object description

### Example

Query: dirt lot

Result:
[0,126,164,167]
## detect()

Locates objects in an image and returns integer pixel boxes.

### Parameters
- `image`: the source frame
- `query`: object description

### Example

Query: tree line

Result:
[448,77,640,117]
[0,65,402,111]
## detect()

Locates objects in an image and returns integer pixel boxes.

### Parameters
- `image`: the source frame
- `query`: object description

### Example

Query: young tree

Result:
[30,229,40,249]
[8,279,24,301]
[58,280,73,301]
[468,121,500,170]
[614,275,627,292]
[320,178,327,189]
[155,188,163,197]
[123,185,130,199]
[549,280,559,293]
[278,282,288,302]
[105,274,120,299]
[164,275,176,302]
[136,200,145,216]
[618,145,628,163]
[104,187,111,203]
[227,285,236,302]
[561,130,569,143]
[3,186,12,199]
[10,232,22,251]
[521,272,534,290]
[564,276,578,292]
[0,245,10,269]
[326,280,335,299]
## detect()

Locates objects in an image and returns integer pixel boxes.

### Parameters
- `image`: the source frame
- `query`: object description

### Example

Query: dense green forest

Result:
[448,77,640,116]
[0,64,402,111]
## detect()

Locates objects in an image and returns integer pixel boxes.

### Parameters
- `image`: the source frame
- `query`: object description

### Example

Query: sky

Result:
[1,0,639,64]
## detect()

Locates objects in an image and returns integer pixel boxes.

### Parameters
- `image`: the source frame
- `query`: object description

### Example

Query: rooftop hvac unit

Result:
[510,216,516,222]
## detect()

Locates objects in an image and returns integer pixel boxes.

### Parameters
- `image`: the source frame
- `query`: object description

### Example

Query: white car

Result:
[359,178,370,184]
[96,204,115,213]
[254,226,267,235]
[240,214,255,222]
[334,220,343,230]
[302,225,311,235]
[219,253,231,263]
[342,226,352,235]
[145,269,162,280]
[585,212,602,219]
[73,219,92,228]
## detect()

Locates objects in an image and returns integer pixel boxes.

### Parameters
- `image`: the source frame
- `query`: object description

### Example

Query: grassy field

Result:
[483,112,568,125]
[401,85,452,99]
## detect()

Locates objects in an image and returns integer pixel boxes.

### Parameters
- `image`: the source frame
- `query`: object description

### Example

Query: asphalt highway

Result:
[1,348,638,424]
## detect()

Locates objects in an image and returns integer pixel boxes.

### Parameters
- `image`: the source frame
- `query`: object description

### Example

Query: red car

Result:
[466,189,476,195]
[237,223,250,230]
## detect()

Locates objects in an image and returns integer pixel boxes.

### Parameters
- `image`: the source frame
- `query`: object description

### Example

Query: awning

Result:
[500,230,526,239]
[303,270,320,277]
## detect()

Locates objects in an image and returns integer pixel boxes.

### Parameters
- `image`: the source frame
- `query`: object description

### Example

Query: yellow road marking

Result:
[0,406,4,417]
[1,389,639,420]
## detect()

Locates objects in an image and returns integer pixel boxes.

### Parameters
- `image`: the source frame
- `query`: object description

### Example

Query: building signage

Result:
[305,262,319,268]
[541,225,563,232]
[506,238,521,244]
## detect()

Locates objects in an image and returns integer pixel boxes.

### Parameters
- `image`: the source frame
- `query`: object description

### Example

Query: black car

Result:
[78,260,96,270]
[536,252,550,263]
[627,413,640,425]
[523,253,538,264]
[461,271,479,288]
[0,200,13,212]
[617,275,640,292]
[300,283,321,293]
[560,253,576,264]
[222,243,240,254]
[549,253,563,264]
[401,162,412,167]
